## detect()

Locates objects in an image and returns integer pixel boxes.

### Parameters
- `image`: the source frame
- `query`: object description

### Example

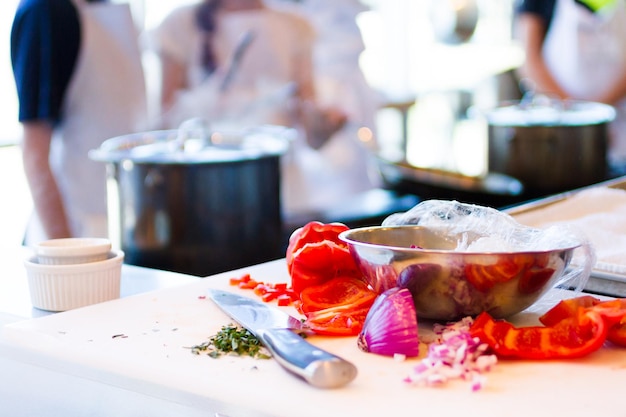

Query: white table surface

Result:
[2,252,626,417]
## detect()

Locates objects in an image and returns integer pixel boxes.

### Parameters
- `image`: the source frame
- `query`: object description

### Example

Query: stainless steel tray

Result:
[506,176,626,297]
[506,175,626,216]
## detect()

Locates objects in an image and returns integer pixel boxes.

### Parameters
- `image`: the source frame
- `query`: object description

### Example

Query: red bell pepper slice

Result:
[470,309,608,359]
[286,221,362,295]
[540,296,626,348]
[286,221,350,274]
[299,276,377,335]
[597,299,626,347]
[464,254,537,292]
[608,322,626,347]
[284,221,378,336]
[305,304,372,336]
[299,276,378,314]
[539,295,603,327]
[518,266,555,294]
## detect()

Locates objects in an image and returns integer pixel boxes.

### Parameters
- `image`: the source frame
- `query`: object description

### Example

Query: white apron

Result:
[28,1,147,244]
[543,0,626,162]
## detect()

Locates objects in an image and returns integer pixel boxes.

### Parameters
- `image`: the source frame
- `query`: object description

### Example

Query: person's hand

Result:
[301,101,348,149]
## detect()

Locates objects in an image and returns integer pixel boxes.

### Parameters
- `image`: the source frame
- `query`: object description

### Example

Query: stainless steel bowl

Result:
[339,225,580,321]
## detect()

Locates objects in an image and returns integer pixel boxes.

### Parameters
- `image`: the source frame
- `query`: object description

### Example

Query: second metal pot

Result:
[486,99,615,192]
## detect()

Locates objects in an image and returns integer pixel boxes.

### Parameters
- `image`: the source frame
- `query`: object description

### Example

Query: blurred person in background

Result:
[11,0,147,245]
[151,0,380,216]
[515,0,626,167]
[267,0,383,210]
[266,0,380,134]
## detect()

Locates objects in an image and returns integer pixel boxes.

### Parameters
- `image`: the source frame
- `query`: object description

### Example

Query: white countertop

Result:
[0,246,200,325]
[2,254,626,417]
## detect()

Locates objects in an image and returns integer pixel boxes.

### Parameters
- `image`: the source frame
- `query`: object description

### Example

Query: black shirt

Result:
[516,0,597,29]
[515,0,557,25]
[11,0,81,124]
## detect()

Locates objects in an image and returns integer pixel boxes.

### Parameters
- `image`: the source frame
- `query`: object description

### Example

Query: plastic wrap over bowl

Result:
[339,200,595,321]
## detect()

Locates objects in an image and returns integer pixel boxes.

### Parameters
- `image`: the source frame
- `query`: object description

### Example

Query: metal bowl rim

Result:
[338,225,581,255]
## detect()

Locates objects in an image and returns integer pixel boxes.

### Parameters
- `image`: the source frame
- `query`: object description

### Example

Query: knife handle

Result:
[259,328,357,389]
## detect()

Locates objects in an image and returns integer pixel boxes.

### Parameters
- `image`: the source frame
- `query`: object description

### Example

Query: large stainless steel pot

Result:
[486,98,615,192]
[90,125,291,276]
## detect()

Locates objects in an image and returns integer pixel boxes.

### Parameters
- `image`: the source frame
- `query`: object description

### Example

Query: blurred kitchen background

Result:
[0,0,520,246]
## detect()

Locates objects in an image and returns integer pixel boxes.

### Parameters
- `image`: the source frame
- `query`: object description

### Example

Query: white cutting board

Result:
[3,259,626,417]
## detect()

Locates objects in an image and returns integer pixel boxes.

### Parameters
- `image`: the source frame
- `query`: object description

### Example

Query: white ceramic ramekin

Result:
[24,250,124,312]
[35,237,112,265]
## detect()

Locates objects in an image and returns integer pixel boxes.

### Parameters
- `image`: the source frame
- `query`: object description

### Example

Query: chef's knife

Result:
[208,289,357,389]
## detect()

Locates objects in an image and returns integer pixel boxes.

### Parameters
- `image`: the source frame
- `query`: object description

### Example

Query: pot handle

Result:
[519,78,565,113]
[176,117,212,151]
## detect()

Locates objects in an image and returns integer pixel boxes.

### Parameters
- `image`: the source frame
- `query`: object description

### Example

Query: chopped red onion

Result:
[405,317,497,391]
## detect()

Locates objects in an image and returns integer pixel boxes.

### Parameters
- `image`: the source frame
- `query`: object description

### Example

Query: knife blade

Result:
[208,289,357,389]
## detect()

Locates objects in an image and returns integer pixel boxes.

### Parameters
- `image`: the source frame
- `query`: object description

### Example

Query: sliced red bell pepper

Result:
[285,221,363,296]
[470,309,608,359]
[597,299,626,347]
[608,322,626,347]
[539,295,603,327]
[284,221,377,336]
[298,276,378,314]
[518,266,556,294]
[305,304,372,336]
[288,240,361,295]
[298,276,377,335]
[464,254,537,292]
[286,221,350,274]
[539,296,626,348]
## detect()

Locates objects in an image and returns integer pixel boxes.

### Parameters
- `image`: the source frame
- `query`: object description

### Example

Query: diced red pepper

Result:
[261,290,279,302]
[228,273,297,306]
[229,273,251,286]
[277,294,292,307]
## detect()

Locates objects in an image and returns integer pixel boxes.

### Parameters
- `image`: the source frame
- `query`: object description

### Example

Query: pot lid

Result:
[89,124,293,164]
[486,98,616,127]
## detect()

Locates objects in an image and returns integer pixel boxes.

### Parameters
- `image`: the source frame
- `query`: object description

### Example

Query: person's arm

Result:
[516,13,570,99]
[152,5,196,116]
[11,0,80,240]
[291,16,347,149]
[595,69,626,105]
[159,51,188,112]
[21,121,72,239]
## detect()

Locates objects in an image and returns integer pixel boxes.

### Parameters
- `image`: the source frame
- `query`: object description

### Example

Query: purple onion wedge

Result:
[357,287,420,357]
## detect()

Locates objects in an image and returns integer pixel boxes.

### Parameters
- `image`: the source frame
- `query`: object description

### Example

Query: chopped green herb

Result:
[189,324,271,359]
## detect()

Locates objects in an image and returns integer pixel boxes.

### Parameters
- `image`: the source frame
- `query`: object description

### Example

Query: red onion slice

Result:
[357,288,420,357]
